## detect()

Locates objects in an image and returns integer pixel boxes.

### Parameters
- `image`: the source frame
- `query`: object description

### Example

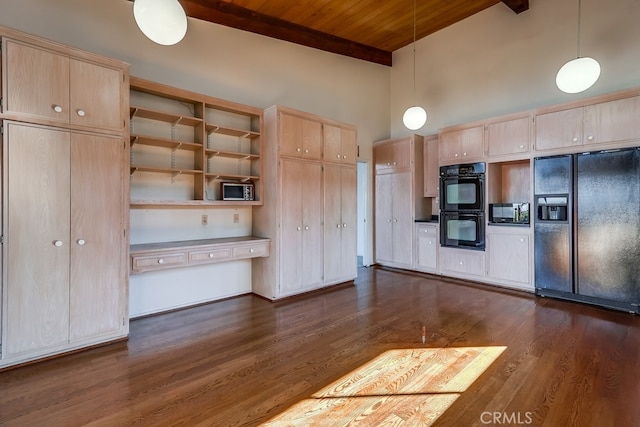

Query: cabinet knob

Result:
[297,148,302,152]
[520,238,525,242]
[158,259,165,264]
[305,226,309,230]
[53,105,63,113]
[343,223,347,228]
[454,153,459,157]
[337,224,341,228]
[297,226,301,231]
[343,155,347,159]
[304,149,309,153]
[393,161,397,165]
[209,253,215,258]
[519,144,525,149]
[53,240,63,247]
[387,219,392,223]
[76,109,86,117]
[337,154,341,159]
[429,240,433,244]
[387,162,391,166]
[249,248,254,253]
[459,261,464,265]
[572,137,578,142]
[393,219,398,223]
[463,152,468,156]
[587,135,594,141]
[77,239,86,246]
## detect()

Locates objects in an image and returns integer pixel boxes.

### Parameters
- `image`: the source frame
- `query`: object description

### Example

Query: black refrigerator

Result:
[534,148,640,314]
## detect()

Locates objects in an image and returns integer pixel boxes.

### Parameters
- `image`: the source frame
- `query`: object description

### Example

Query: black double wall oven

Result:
[440,162,486,250]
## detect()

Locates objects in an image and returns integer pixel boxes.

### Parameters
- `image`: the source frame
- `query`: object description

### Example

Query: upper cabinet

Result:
[486,115,531,160]
[323,124,357,164]
[423,134,439,197]
[2,37,126,134]
[374,138,412,173]
[439,124,484,165]
[128,77,263,208]
[280,113,322,160]
[535,91,640,153]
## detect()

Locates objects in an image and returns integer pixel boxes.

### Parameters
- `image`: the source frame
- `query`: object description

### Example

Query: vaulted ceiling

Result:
[179,0,529,66]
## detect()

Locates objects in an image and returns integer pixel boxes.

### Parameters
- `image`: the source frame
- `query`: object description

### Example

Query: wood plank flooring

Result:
[1,267,639,426]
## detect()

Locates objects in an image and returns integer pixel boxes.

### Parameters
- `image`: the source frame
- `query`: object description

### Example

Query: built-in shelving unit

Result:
[129,77,263,208]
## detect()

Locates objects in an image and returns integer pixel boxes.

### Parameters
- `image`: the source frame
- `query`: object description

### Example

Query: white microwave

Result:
[221,182,254,201]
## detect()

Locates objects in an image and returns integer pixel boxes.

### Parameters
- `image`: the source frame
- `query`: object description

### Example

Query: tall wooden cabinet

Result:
[0,26,129,368]
[252,106,357,300]
[373,135,430,269]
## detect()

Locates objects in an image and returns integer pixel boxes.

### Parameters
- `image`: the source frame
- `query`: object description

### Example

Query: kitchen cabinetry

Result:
[252,105,357,300]
[414,223,439,273]
[486,115,531,159]
[535,91,640,153]
[0,26,129,369]
[130,237,270,274]
[439,247,485,280]
[439,125,484,165]
[486,229,531,288]
[2,37,126,134]
[324,164,357,283]
[129,77,262,208]
[2,122,128,364]
[423,135,439,197]
[374,135,430,269]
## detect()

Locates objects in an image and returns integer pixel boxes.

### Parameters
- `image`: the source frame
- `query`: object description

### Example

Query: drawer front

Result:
[233,242,269,259]
[417,224,437,236]
[131,252,187,273]
[189,248,232,264]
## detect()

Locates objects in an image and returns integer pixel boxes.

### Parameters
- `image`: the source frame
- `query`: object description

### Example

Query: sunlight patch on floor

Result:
[261,346,506,426]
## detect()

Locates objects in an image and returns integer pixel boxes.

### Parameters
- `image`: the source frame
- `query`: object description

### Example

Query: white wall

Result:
[391,0,640,137]
[0,0,388,316]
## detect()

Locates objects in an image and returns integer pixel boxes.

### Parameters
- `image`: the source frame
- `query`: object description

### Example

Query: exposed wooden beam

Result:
[180,0,393,66]
[501,0,529,14]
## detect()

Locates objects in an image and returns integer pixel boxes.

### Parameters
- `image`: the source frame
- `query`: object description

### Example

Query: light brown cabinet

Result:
[486,230,531,287]
[439,247,486,279]
[3,37,125,133]
[439,125,484,165]
[324,164,357,283]
[414,223,438,273]
[423,135,439,197]
[253,105,358,300]
[374,135,430,269]
[535,93,640,153]
[486,115,531,159]
[1,26,129,369]
[2,122,128,362]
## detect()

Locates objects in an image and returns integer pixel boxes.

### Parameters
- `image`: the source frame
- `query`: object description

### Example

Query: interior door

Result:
[4,123,70,356]
[69,133,124,342]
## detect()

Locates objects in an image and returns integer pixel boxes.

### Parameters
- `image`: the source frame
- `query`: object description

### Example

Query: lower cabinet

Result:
[486,229,532,289]
[2,122,128,367]
[439,247,486,280]
[375,172,413,268]
[414,223,439,273]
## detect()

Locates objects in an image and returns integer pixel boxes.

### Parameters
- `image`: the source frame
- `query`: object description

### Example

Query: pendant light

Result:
[133,0,188,46]
[555,0,600,93]
[402,0,427,130]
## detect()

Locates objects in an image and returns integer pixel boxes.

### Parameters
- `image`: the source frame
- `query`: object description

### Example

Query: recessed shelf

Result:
[131,135,203,151]
[130,166,204,176]
[205,173,259,182]
[130,199,263,208]
[206,149,259,160]
[130,106,203,127]
[206,123,260,139]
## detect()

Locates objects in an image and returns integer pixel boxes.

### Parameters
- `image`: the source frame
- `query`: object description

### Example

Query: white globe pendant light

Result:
[403,0,427,131]
[403,106,428,131]
[556,0,600,93]
[134,0,188,46]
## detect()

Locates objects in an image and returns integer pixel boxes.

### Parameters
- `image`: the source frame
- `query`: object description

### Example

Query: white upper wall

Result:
[0,0,391,160]
[391,0,640,137]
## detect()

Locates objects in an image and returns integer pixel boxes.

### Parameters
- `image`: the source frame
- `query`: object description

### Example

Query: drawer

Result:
[233,242,269,259]
[416,224,437,236]
[189,248,232,264]
[131,252,187,273]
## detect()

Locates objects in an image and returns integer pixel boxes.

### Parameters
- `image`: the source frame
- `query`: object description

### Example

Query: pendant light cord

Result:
[576,0,582,58]
[412,0,417,100]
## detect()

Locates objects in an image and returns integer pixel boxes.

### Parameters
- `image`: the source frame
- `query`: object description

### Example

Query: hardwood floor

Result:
[1,267,639,426]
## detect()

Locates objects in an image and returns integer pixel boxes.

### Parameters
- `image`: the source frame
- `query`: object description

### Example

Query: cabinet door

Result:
[487,232,530,284]
[280,113,321,159]
[4,39,70,123]
[374,143,394,173]
[4,123,71,356]
[416,225,438,271]
[340,167,357,278]
[391,172,413,266]
[69,58,124,131]
[583,96,640,146]
[280,159,305,294]
[459,126,485,161]
[302,162,323,287]
[323,124,342,163]
[535,108,583,151]
[423,136,439,197]
[375,174,393,262]
[439,131,460,165]
[487,117,530,158]
[69,133,125,342]
[340,128,357,164]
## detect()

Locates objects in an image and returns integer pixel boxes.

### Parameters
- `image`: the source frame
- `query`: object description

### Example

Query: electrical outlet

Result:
[201,215,208,225]
[233,213,240,224]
